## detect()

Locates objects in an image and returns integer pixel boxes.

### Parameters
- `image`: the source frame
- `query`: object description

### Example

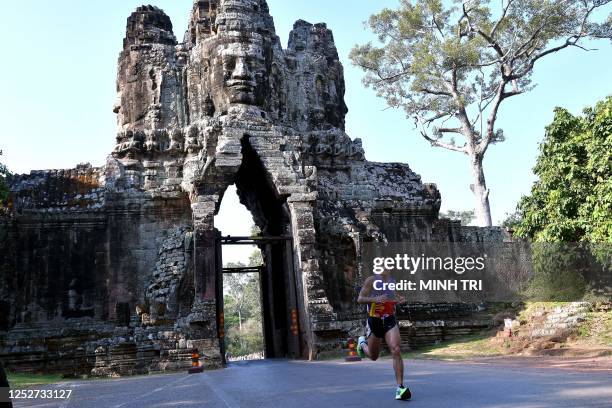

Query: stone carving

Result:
[0,0,506,377]
[168,129,184,152]
[297,131,365,166]
[207,35,268,110]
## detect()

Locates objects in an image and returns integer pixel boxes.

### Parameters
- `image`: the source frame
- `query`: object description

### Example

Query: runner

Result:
[356,269,411,400]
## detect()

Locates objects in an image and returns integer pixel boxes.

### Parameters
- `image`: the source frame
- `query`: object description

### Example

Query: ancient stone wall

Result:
[0,165,193,374]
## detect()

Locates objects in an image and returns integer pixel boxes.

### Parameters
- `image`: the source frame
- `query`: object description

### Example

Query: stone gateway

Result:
[0,0,504,376]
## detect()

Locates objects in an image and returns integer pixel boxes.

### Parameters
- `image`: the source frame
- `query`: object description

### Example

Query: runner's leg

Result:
[363,336,381,360]
[384,325,403,386]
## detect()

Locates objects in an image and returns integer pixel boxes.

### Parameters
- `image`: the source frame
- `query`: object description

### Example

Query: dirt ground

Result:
[448,355,612,373]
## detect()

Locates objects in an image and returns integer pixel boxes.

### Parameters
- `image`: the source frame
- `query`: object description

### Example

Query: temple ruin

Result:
[0,0,505,375]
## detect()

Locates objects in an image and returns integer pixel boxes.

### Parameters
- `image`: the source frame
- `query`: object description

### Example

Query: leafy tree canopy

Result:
[500,210,522,230]
[515,96,612,243]
[223,245,265,357]
[440,209,475,225]
[351,0,611,144]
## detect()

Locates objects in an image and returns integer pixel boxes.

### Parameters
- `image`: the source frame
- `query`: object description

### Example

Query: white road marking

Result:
[201,372,240,408]
[111,375,190,408]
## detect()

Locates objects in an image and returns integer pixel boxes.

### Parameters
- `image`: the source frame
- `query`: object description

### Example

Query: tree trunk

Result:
[469,153,493,227]
[238,309,244,350]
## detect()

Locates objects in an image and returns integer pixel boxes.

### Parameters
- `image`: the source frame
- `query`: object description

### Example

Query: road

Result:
[11,357,612,408]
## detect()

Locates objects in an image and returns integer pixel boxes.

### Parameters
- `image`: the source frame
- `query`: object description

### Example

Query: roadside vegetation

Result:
[402,331,504,360]
[399,301,612,361]
[223,226,265,359]
[6,372,65,388]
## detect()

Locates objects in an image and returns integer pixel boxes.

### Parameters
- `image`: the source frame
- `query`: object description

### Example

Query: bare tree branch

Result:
[424,111,453,124]
[476,28,507,60]
[510,2,598,80]
[414,115,468,153]
[478,79,506,154]
[350,0,611,226]
[490,0,515,37]
[418,88,452,97]
[353,61,411,84]
[437,127,463,134]
[422,134,468,153]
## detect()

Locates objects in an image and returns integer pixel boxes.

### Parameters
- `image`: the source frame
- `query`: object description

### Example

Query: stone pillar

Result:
[186,195,222,366]
[287,196,331,359]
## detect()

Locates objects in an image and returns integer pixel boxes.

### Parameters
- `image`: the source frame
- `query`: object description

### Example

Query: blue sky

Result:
[1,1,611,261]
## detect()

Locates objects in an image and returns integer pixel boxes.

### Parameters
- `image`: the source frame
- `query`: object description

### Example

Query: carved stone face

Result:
[207,37,268,112]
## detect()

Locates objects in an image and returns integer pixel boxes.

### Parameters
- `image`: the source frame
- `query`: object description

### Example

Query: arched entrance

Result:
[212,135,303,362]
[216,234,300,361]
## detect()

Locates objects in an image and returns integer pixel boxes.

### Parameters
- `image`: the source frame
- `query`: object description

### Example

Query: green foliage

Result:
[350,0,611,141]
[223,271,263,357]
[248,249,263,267]
[7,372,64,388]
[525,243,587,301]
[223,246,265,357]
[515,97,612,245]
[250,224,261,237]
[515,98,612,299]
[351,0,610,226]
[440,209,475,225]
[225,318,264,357]
[501,210,523,230]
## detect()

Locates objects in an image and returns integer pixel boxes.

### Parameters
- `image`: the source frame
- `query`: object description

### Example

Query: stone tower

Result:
[0,1,504,374]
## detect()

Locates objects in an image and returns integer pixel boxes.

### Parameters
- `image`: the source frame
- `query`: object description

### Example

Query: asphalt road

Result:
[11,357,612,408]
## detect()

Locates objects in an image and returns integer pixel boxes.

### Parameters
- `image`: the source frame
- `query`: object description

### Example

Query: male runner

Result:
[356,269,411,400]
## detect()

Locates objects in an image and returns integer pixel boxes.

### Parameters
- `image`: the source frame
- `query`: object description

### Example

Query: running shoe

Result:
[356,336,366,358]
[395,385,411,400]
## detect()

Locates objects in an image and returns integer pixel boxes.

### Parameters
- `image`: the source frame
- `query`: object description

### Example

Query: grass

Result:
[517,301,612,348]
[401,331,504,361]
[316,331,505,362]
[573,311,612,347]
[5,371,171,388]
[7,372,65,388]
[339,301,612,362]
[517,301,567,321]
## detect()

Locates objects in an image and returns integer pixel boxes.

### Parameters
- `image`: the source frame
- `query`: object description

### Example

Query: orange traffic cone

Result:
[188,349,204,374]
[345,338,362,362]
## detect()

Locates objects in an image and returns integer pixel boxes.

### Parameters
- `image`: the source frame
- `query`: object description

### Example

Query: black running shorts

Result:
[366,315,397,339]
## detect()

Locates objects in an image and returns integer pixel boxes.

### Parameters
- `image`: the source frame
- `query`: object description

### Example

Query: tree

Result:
[223,224,266,356]
[350,0,612,226]
[224,263,250,331]
[248,249,263,267]
[223,260,263,356]
[500,210,522,230]
[440,209,475,225]
[250,224,261,237]
[514,97,611,298]
[515,97,612,243]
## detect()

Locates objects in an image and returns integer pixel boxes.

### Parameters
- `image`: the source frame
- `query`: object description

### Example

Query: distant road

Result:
[12,357,612,408]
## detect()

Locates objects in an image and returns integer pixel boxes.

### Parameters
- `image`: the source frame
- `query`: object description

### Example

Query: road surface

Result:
[11,357,612,408]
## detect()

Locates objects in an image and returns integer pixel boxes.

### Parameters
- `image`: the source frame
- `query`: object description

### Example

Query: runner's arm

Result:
[357,276,387,304]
